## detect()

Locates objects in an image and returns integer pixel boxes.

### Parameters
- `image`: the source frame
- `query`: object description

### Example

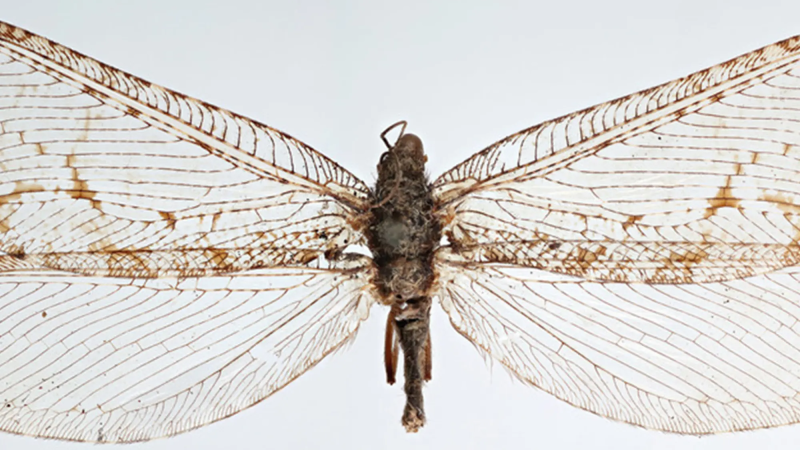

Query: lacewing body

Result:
[369,129,438,430]
[1,21,800,442]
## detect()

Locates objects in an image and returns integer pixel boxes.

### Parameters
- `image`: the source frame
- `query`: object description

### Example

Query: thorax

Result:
[366,134,440,304]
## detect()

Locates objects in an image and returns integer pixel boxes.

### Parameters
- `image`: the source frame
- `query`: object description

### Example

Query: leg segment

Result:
[384,307,399,385]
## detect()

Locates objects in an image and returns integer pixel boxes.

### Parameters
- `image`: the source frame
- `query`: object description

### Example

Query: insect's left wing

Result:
[436,255,800,434]
[0,22,376,442]
[433,36,800,433]
[434,36,800,284]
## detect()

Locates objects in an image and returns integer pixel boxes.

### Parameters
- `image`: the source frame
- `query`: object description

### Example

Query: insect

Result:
[0,19,799,443]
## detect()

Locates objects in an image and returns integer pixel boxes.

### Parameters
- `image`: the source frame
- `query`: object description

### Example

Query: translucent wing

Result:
[437,252,800,433]
[433,36,800,285]
[0,258,374,442]
[0,21,377,441]
[0,21,371,267]
[432,36,800,432]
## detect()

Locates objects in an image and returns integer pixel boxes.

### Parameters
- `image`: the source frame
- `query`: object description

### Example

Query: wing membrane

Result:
[433,36,800,433]
[0,21,370,266]
[436,250,800,433]
[448,241,799,284]
[434,36,800,199]
[434,36,800,284]
[0,21,378,442]
[0,257,375,442]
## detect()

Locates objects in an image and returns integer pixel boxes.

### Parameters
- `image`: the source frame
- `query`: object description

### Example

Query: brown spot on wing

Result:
[669,247,710,272]
[70,179,96,201]
[623,214,643,231]
[761,191,799,215]
[62,155,100,207]
[209,249,231,269]
[704,175,740,219]
[292,250,321,266]
[125,105,140,118]
[6,244,25,259]
[159,211,177,229]
[86,235,120,252]
[1,182,46,203]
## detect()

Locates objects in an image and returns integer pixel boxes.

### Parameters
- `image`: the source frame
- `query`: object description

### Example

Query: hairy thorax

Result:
[367,133,440,303]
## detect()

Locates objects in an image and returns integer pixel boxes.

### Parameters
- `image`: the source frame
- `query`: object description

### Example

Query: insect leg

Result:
[384,306,400,385]
[423,328,432,381]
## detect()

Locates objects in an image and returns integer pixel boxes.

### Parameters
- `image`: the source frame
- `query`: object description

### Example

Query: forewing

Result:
[0,257,375,442]
[436,251,800,433]
[0,21,371,271]
[433,36,800,284]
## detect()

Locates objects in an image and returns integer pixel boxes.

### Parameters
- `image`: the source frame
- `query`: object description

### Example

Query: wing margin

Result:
[0,21,370,209]
[433,36,800,204]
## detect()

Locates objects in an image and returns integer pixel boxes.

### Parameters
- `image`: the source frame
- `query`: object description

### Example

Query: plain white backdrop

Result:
[1,1,800,449]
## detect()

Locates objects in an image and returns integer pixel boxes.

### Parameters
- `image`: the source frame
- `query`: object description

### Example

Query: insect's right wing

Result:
[0,21,371,271]
[432,36,800,433]
[0,21,377,442]
[0,259,374,442]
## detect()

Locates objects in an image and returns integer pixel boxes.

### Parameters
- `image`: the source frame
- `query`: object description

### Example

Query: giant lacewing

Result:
[0,20,799,443]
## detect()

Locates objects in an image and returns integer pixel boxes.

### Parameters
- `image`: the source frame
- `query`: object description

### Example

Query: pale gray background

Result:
[1,1,799,449]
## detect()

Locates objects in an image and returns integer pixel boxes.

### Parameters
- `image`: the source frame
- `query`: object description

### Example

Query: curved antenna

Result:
[380,120,407,149]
